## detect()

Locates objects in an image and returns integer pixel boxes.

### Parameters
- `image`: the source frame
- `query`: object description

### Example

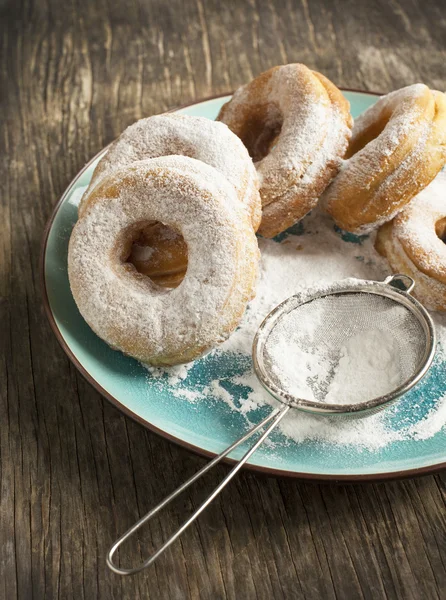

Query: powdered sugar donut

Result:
[217,64,353,238]
[325,84,446,234]
[79,114,261,230]
[375,171,446,310]
[69,156,259,365]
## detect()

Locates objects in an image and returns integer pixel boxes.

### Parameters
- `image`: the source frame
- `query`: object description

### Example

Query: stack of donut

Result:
[219,68,446,313]
[78,113,262,287]
[69,63,446,369]
[69,115,261,365]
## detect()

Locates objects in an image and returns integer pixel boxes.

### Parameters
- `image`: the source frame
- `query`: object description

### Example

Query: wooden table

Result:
[2,0,446,597]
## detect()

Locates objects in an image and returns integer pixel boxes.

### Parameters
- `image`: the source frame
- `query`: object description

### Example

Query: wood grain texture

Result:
[1,0,446,598]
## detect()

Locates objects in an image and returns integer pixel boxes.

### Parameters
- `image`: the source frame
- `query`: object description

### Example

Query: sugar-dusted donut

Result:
[68,156,260,365]
[375,171,446,311]
[79,113,261,230]
[217,64,353,238]
[325,84,446,234]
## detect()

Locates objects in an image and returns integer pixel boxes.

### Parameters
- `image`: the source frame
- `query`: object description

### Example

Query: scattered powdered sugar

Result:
[267,332,332,402]
[145,184,446,451]
[203,381,236,409]
[406,393,446,440]
[146,363,191,386]
[172,387,202,402]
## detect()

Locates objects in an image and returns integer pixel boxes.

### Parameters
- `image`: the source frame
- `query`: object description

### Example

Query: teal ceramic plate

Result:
[41,91,446,481]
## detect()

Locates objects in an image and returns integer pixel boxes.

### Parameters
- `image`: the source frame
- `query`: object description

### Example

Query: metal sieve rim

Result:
[252,276,436,416]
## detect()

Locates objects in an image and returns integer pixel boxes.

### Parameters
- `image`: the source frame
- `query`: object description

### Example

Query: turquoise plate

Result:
[41,91,446,481]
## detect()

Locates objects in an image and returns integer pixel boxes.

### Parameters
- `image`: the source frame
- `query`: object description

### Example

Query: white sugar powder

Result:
[324,329,403,403]
[268,336,331,401]
[146,362,191,386]
[267,318,404,405]
[406,393,446,440]
[145,174,446,450]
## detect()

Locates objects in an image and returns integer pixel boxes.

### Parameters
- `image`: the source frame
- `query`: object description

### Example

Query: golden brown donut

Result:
[325,84,446,234]
[79,114,261,287]
[375,171,446,310]
[69,156,259,366]
[80,114,260,228]
[217,64,353,238]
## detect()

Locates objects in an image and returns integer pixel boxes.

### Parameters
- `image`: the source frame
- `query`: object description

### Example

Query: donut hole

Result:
[345,112,392,159]
[435,217,446,243]
[121,221,188,289]
[237,104,283,162]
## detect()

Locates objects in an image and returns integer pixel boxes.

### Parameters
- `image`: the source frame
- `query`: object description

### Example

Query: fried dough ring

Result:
[79,114,260,227]
[375,172,446,311]
[69,156,259,365]
[325,85,446,234]
[218,64,353,237]
[79,114,261,287]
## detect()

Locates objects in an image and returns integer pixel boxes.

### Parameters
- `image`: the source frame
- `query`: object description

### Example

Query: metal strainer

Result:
[107,274,436,575]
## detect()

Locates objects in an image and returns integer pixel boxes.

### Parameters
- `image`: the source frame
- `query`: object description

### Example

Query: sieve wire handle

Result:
[107,403,290,576]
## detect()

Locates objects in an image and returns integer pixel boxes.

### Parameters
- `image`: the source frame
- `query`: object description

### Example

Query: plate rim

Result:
[40,89,446,483]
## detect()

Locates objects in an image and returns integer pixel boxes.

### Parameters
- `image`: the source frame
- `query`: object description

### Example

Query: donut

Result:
[68,156,260,366]
[79,113,261,230]
[375,171,446,311]
[217,64,353,238]
[78,114,260,288]
[325,84,446,234]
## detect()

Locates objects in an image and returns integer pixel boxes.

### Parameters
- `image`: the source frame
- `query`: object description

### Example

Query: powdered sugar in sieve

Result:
[262,291,426,405]
[253,275,435,415]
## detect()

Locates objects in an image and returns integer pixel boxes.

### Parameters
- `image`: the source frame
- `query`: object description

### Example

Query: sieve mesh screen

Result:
[262,292,426,404]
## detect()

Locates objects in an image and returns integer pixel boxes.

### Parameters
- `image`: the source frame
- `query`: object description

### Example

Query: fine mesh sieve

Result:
[107,274,436,575]
[253,275,435,415]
